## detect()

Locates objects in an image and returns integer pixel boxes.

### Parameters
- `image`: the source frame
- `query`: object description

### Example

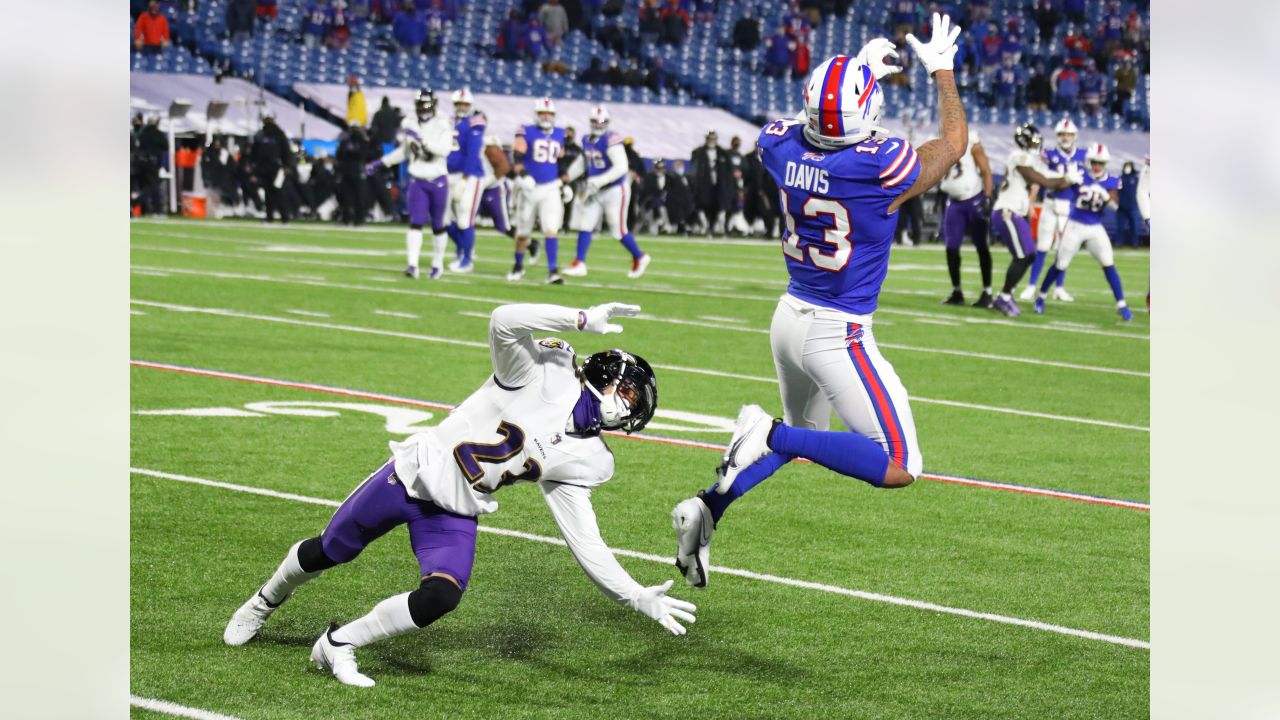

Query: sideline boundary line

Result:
[130,359,1150,511]
[129,467,1150,650]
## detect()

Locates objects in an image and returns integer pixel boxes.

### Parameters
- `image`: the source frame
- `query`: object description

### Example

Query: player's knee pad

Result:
[406,576,464,628]
[431,225,447,235]
[409,223,424,230]
[298,535,340,572]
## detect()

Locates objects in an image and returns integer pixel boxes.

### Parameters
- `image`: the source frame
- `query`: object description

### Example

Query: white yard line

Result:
[915,318,961,327]
[373,309,420,319]
[129,261,1150,342]
[284,309,330,318]
[129,467,1149,650]
[130,696,242,720]
[136,299,1147,432]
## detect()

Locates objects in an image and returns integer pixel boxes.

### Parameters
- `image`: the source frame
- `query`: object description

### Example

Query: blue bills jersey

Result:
[447,114,487,177]
[1067,173,1120,225]
[582,131,624,188]
[757,119,920,315]
[1041,146,1087,201]
[515,124,565,184]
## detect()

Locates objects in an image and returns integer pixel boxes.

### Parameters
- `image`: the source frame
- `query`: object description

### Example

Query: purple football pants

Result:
[990,208,1035,259]
[942,193,989,249]
[407,176,449,232]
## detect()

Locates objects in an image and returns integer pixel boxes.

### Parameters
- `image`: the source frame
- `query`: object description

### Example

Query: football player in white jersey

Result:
[989,123,1081,316]
[938,128,994,306]
[365,88,454,280]
[223,302,696,687]
[1021,117,1085,301]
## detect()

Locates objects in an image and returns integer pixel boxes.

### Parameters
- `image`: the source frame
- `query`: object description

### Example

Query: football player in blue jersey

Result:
[670,17,971,587]
[1021,117,1086,302]
[511,97,569,284]
[444,88,487,274]
[1034,143,1133,320]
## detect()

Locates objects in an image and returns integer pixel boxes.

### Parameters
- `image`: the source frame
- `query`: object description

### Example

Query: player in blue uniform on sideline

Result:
[670,15,972,588]
[444,88,486,273]
[1034,143,1133,320]
[511,97,569,284]
[1022,117,1086,302]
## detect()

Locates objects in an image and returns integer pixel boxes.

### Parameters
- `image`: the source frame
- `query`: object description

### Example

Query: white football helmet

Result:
[1054,117,1078,152]
[451,87,475,119]
[1085,143,1110,178]
[534,96,556,130]
[588,105,610,136]
[801,55,886,149]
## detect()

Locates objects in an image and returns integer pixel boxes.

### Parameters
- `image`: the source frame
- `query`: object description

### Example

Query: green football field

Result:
[129,218,1149,719]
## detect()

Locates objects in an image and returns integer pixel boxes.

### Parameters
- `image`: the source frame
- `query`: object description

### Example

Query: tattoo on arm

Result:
[890,72,967,212]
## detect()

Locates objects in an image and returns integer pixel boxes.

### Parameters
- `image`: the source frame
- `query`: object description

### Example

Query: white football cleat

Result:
[506,266,525,282]
[1052,285,1075,302]
[672,495,714,588]
[404,265,419,280]
[311,624,376,688]
[223,590,278,646]
[628,253,652,279]
[1018,284,1037,301]
[447,259,474,273]
[562,260,588,277]
[717,404,774,493]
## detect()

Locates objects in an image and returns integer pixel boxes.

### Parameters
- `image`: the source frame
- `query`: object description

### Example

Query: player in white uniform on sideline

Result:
[1021,117,1085,301]
[223,302,695,688]
[365,88,454,280]
[511,97,569,283]
[562,105,652,279]
[938,127,994,306]
[1033,143,1133,321]
[668,19,968,587]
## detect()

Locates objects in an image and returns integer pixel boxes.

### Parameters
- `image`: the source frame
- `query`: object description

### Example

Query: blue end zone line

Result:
[130,359,1150,512]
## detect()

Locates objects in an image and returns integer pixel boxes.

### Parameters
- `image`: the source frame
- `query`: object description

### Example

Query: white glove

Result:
[581,302,641,334]
[1065,166,1085,185]
[856,37,901,79]
[905,13,961,75]
[626,580,697,636]
[579,182,599,205]
[561,184,575,204]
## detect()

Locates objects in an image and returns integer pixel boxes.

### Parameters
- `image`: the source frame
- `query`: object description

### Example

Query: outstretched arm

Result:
[488,303,641,389]
[1017,163,1079,191]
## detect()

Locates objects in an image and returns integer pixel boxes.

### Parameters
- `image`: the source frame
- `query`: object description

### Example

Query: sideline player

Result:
[224,302,694,687]
[1034,143,1133,320]
[563,105,652,279]
[989,123,1081,317]
[670,19,968,587]
[938,127,993,306]
[445,87,486,273]
[365,88,453,280]
[1022,117,1084,301]
[511,97,568,283]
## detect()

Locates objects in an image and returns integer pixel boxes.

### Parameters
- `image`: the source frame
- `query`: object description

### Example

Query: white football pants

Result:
[570,180,631,239]
[446,174,483,230]
[1054,220,1114,270]
[514,180,563,238]
[1036,198,1071,252]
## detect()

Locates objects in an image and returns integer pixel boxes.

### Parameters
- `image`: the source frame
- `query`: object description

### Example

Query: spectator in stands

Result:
[1063,25,1090,67]
[968,0,991,25]
[604,58,625,85]
[134,1,171,55]
[789,28,811,80]
[524,16,549,59]
[423,0,447,55]
[1063,0,1085,24]
[1001,18,1022,64]
[659,0,691,46]
[257,0,280,22]
[993,57,1023,111]
[1079,58,1103,115]
[1111,55,1137,115]
[539,0,569,47]
[370,96,402,146]
[393,4,427,53]
[250,113,295,224]
[1052,63,1079,112]
[732,5,760,51]
[890,0,920,35]
[578,57,608,84]
[781,0,810,37]
[646,56,675,93]
[1026,63,1052,111]
[496,10,525,59]
[226,0,257,42]
[346,75,368,127]
[978,22,1002,69]
[763,24,790,78]
[327,0,352,49]
[302,1,330,49]
[347,0,372,25]
[797,0,823,29]
[638,0,661,45]
[884,27,912,88]
[1034,0,1059,42]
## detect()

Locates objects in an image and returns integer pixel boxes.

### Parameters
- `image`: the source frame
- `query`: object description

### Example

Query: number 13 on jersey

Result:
[779,191,853,272]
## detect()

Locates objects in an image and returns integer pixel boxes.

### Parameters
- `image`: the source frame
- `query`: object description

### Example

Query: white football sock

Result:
[406,230,423,268]
[331,592,419,648]
[431,232,447,269]
[260,540,324,605]
[983,286,993,294]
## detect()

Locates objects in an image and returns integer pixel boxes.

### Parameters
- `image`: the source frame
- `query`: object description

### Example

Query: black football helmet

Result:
[414,88,436,120]
[1014,123,1042,150]
[580,349,658,434]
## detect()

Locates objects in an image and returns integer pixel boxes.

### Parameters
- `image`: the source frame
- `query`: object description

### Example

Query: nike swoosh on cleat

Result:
[725,436,746,467]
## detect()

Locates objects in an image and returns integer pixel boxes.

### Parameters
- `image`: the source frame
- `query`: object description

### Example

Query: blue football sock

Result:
[459,227,476,264]
[447,224,460,259]
[576,231,592,262]
[1027,250,1046,287]
[1039,265,1061,294]
[767,424,890,487]
[701,451,793,522]
[545,237,559,272]
[1103,265,1126,304]
[619,232,643,260]
[1055,267,1068,288]
[514,251,524,270]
